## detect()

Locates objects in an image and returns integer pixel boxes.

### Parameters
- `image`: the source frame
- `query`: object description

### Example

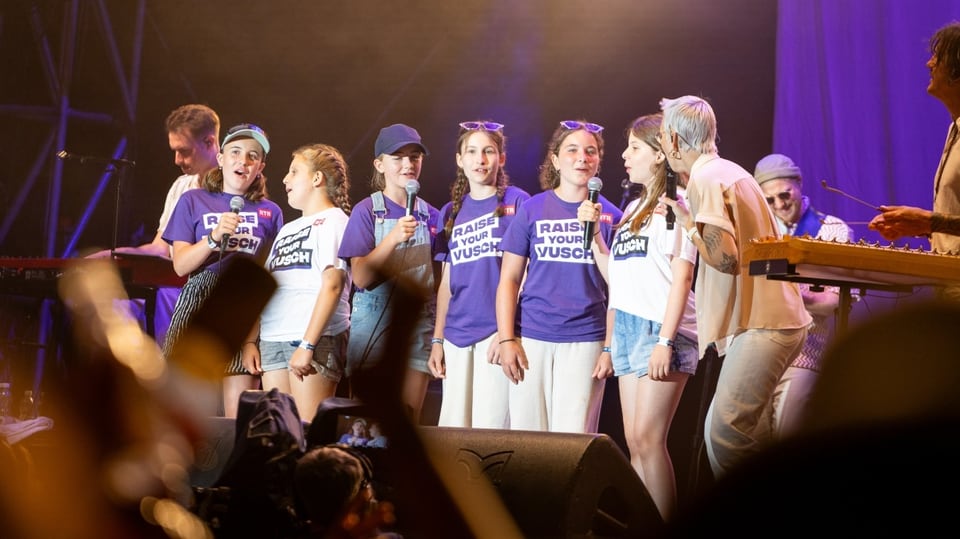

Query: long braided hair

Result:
[443,122,510,238]
[293,143,352,215]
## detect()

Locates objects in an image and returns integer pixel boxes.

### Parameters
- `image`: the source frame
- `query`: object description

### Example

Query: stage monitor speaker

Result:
[189,416,236,488]
[420,427,663,538]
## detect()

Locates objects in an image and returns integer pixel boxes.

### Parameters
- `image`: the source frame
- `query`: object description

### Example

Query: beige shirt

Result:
[686,153,812,357]
[932,119,960,255]
[932,120,960,301]
[157,174,202,234]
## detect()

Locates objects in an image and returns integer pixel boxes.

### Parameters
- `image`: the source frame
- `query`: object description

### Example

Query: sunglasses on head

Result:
[459,121,504,132]
[560,120,604,133]
[765,190,794,205]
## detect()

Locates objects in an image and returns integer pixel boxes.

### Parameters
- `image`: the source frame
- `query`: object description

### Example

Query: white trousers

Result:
[507,337,605,433]
[772,365,819,438]
[437,333,510,429]
[705,326,807,476]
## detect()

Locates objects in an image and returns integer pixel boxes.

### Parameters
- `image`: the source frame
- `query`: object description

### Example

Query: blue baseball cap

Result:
[374,123,429,157]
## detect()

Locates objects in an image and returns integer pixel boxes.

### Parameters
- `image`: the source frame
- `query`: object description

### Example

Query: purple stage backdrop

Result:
[774,1,960,249]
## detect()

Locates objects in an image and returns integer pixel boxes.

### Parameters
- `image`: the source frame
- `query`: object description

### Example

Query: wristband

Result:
[298,340,316,351]
[499,338,517,345]
[206,232,218,249]
[601,346,612,354]
[431,337,444,345]
[683,226,700,242]
[656,336,675,348]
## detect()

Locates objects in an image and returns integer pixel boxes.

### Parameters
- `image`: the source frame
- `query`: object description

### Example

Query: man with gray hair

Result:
[657,95,811,477]
[754,153,853,436]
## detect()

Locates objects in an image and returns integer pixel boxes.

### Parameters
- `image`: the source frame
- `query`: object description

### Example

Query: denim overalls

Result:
[346,191,436,376]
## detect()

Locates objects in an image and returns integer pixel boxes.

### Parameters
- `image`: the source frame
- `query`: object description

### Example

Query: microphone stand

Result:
[111,166,121,251]
[57,150,136,252]
[106,161,133,253]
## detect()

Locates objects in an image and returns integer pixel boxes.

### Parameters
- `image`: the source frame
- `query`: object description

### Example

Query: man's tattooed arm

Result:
[700,224,739,275]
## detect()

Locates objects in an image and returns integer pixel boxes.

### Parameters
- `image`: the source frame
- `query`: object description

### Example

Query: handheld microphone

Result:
[405,180,420,217]
[583,177,603,250]
[222,195,245,250]
[665,163,677,230]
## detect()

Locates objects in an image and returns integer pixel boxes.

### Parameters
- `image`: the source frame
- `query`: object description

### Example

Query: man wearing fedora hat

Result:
[753,153,853,436]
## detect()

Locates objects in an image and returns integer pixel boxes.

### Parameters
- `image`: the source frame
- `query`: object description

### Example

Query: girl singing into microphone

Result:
[338,123,440,423]
[162,123,284,417]
[496,119,622,434]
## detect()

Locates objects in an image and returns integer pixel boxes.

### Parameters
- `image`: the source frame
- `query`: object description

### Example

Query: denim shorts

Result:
[346,290,434,376]
[611,309,698,377]
[259,330,349,382]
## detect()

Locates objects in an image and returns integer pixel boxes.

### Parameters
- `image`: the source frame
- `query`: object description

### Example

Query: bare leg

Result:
[402,369,431,425]
[289,373,338,423]
[623,372,689,521]
[222,374,260,418]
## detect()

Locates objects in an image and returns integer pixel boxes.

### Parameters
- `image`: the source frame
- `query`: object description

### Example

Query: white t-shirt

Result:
[607,190,698,342]
[259,208,351,341]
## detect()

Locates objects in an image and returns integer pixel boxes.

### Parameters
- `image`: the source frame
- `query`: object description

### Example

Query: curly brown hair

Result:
[931,21,960,82]
[537,120,605,191]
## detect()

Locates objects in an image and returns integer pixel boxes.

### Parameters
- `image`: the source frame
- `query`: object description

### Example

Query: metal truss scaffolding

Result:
[0,0,145,392]
[0,0,144,257]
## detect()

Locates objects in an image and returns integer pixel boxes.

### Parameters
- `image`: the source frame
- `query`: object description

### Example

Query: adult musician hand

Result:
[658,192,693,231]
[869,205,932,240]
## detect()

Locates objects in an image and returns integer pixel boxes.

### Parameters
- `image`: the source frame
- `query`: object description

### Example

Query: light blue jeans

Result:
[704,326,807,476]
[610,310,698,377]
[346,288,434,376]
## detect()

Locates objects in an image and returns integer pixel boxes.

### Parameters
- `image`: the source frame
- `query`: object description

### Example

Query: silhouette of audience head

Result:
[294,445,375,534]
[664,299,960,537]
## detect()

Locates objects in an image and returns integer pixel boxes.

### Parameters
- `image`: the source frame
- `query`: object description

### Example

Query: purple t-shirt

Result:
[163,190,284,272]
[499,189,622,342]
[338,192,440,292]
[435,185,531,347]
